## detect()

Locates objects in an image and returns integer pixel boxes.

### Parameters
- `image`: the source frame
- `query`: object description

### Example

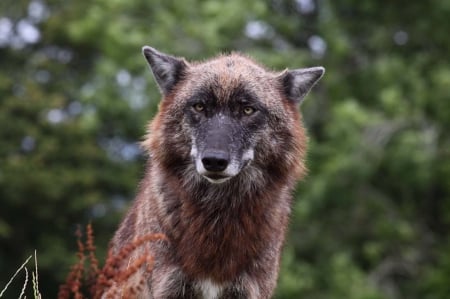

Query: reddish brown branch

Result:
[58,225,166,299]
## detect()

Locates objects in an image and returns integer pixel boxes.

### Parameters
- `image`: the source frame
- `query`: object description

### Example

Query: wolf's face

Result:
[183,82,268,183]
[142,46,324,184]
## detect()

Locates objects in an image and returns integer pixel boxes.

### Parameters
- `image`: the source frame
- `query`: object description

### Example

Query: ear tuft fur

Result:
[280,66,325,103]
[142,46,188,95]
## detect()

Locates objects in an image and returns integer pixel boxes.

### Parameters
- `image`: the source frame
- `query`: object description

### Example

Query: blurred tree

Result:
[0,0,448,298]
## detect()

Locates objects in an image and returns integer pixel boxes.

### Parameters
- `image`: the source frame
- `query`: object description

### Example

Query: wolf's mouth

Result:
[203,173,232,184]
[206,173,227,180]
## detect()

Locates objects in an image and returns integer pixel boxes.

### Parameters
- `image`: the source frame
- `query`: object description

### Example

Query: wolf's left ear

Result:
[142,46,188,95]
[279,67,325,104]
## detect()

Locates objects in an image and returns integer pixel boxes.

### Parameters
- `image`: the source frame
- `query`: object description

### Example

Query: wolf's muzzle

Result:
[201,150,229,172]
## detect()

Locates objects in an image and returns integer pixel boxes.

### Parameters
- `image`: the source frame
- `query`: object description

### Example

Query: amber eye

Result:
[193,103,204,112]
[243,106,255,115]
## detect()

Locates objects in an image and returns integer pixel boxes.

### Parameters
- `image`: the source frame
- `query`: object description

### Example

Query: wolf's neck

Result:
[158,170,292,282]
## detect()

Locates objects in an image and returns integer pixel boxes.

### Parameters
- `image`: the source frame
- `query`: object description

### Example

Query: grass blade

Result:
[18,267,29,299]
[0,255,32,298]
[32,250,42,299]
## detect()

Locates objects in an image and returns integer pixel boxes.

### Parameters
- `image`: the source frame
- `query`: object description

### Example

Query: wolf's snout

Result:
[201,150,229,172]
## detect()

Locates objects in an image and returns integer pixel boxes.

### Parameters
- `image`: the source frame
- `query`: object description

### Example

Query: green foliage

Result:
[1,0,449,298]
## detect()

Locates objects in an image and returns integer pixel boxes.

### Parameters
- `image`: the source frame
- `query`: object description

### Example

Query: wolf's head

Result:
[142,46,324,185]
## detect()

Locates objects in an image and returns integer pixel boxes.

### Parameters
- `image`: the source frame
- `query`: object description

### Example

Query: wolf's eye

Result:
[243,106,255,115]
[193,103,204,112]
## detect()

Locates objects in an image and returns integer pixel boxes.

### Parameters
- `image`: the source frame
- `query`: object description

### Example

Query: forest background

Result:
[0,0,449,298]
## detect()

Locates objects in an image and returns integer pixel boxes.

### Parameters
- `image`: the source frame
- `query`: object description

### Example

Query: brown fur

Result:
[105,48,324,298]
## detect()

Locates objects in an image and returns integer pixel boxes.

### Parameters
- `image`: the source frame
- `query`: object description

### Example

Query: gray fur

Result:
[142,46,188,95]
[280,66,325,103]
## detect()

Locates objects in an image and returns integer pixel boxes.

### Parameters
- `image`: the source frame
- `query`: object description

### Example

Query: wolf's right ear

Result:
[142,46,188,95]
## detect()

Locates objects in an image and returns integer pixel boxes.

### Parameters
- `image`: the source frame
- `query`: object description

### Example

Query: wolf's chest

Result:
[195,279,226,299]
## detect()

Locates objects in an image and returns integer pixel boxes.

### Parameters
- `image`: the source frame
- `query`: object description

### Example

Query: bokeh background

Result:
[1,0,449,298]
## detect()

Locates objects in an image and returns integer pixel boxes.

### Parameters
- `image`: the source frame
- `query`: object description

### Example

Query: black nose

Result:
[201,150,229,172]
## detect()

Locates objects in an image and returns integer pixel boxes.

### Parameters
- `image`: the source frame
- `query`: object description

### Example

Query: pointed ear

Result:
[279,66,325,104]
[142,46,188,95]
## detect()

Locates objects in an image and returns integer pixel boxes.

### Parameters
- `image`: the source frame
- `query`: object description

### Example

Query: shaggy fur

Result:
[105,47,324,299]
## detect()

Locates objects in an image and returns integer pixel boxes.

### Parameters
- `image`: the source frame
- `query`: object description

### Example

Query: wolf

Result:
[106,46,324,298]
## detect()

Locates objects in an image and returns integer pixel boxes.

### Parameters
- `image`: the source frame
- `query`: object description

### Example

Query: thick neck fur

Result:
[149,157,294,283]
